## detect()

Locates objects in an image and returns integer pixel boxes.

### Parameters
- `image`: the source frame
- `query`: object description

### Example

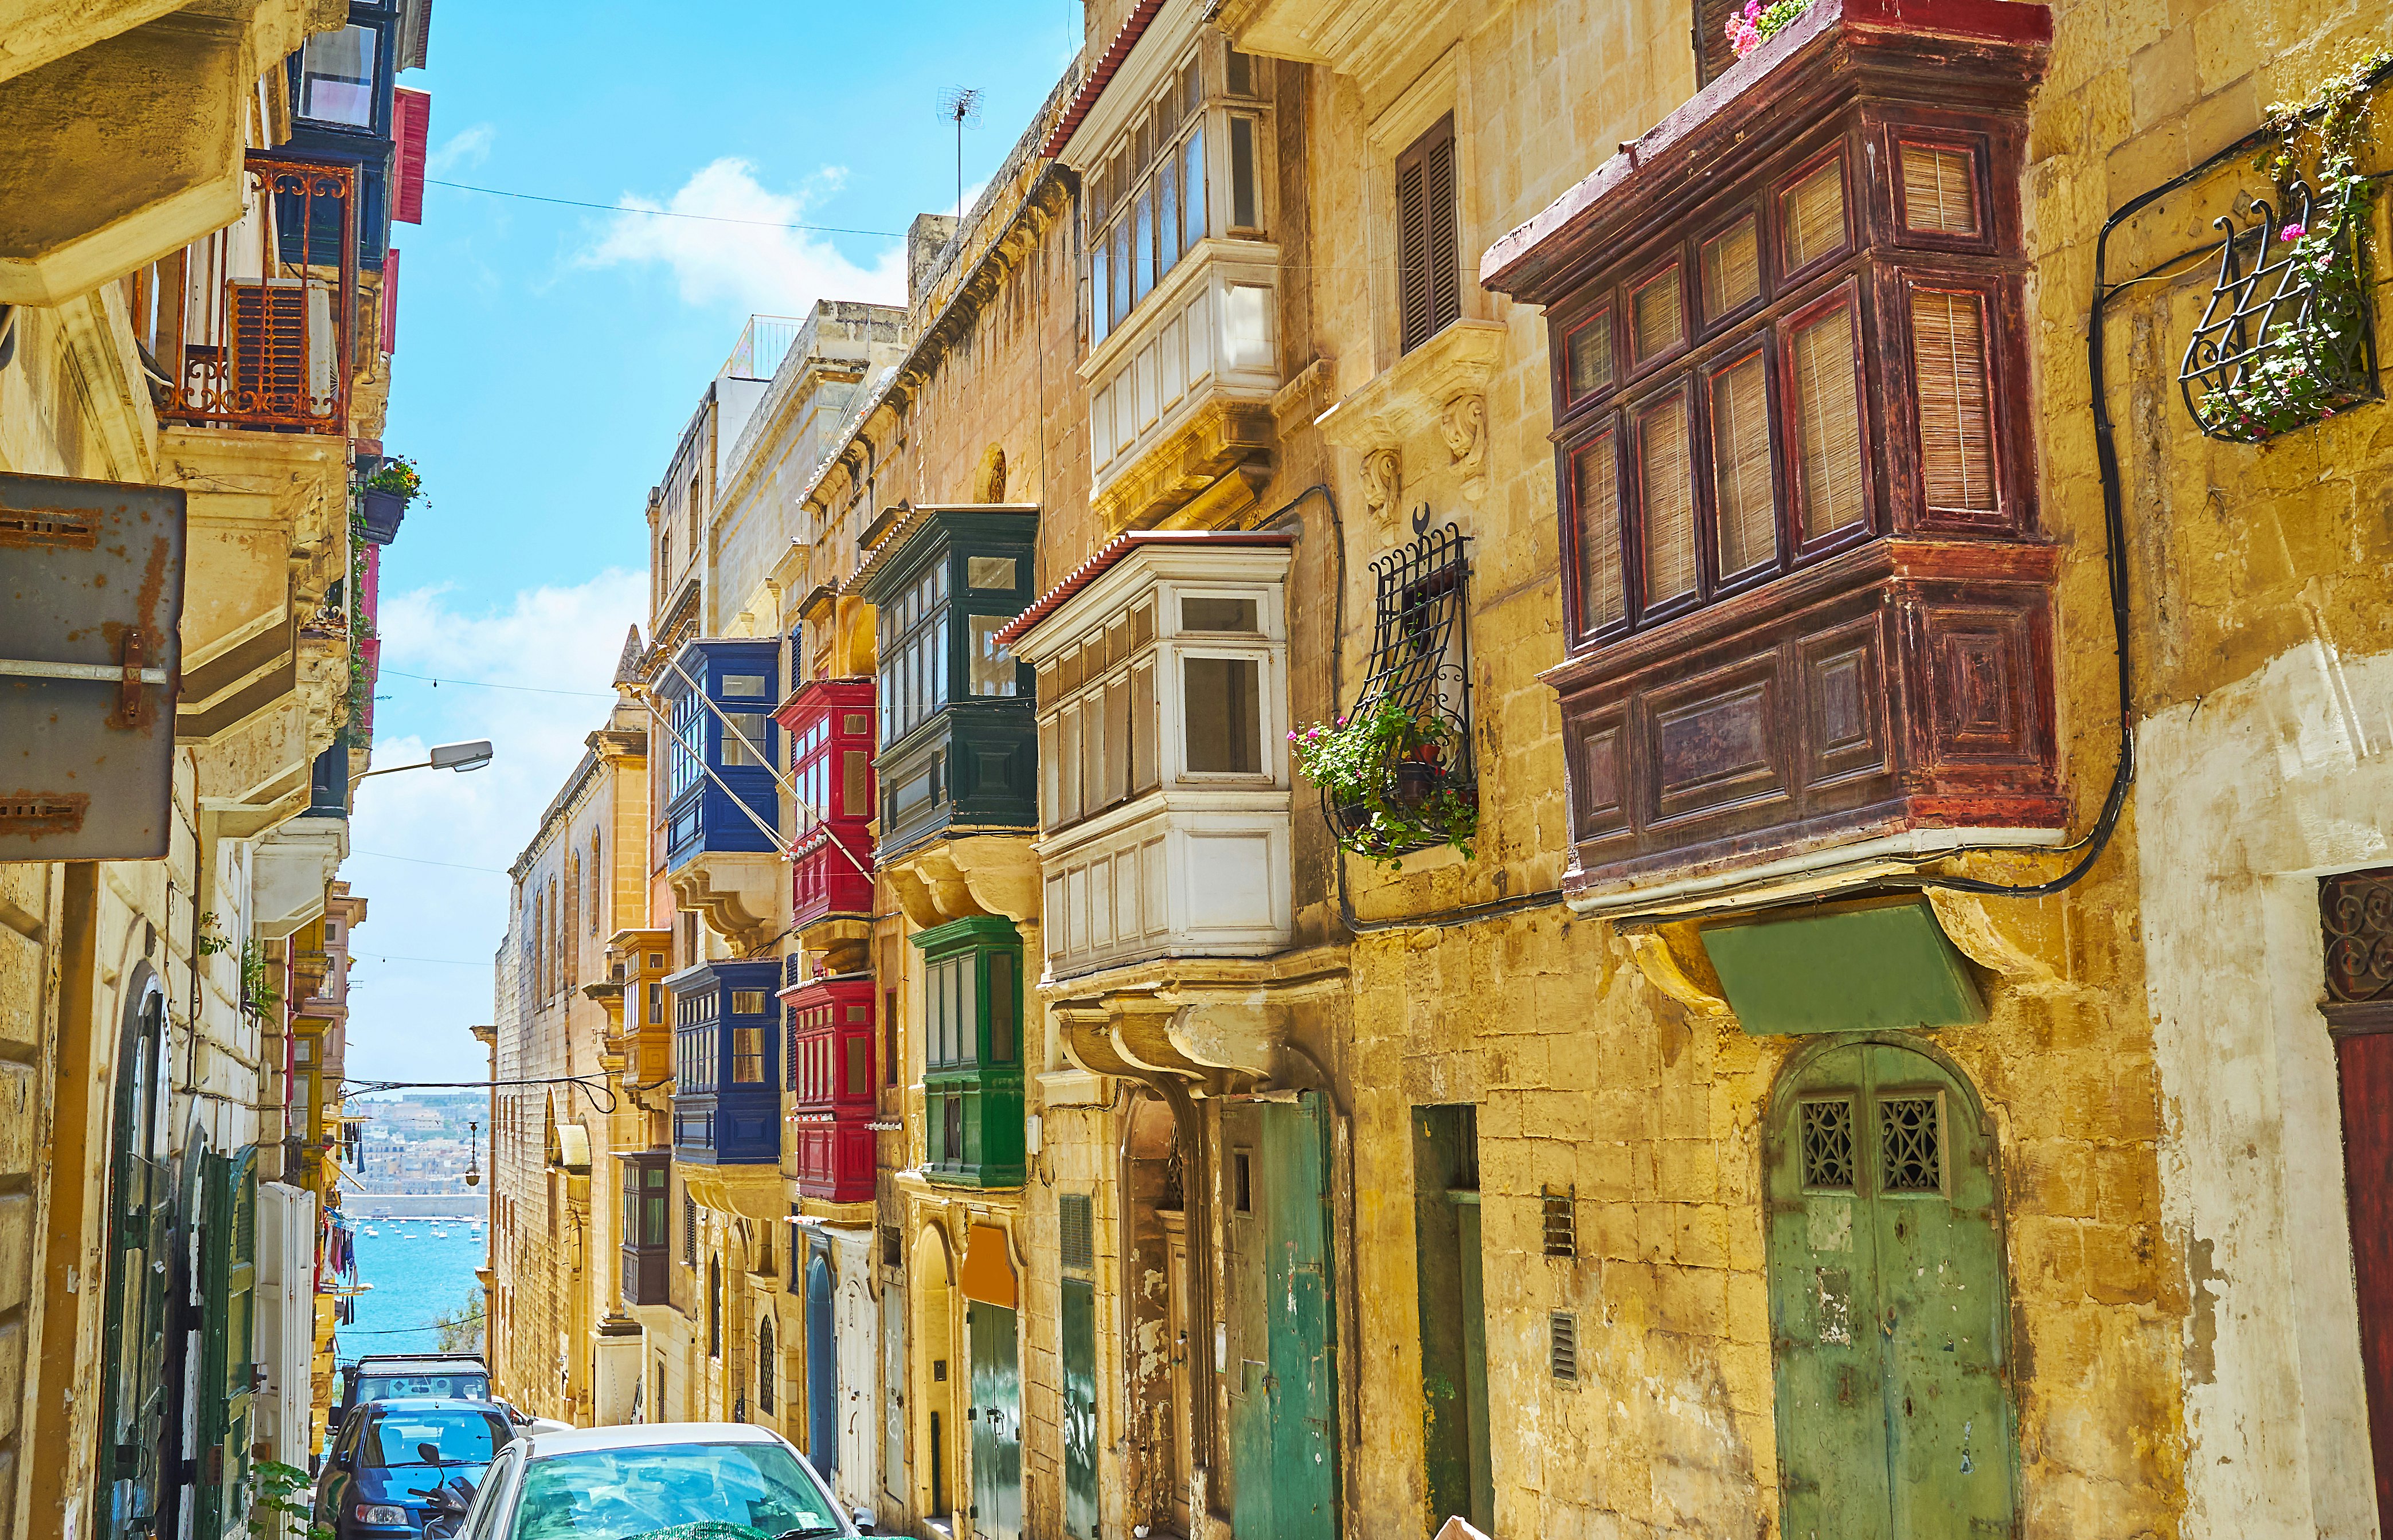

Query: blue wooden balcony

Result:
[659,639,782,872]
[668,959,783,1166]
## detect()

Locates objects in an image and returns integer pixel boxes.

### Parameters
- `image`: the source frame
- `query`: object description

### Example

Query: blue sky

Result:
[343,2,1084,1090]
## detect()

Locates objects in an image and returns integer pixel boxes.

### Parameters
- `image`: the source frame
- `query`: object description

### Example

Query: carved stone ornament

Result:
[1440,393,1486,499]
[1360,447,1402,518]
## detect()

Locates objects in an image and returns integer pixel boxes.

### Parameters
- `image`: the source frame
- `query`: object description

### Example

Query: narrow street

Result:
[6,4,2393,1540]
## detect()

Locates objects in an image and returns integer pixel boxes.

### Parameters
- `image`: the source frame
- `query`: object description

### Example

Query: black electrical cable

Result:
[1898,55,2393,900]
[1257,481,1566,934]
[341,1073,619,1116]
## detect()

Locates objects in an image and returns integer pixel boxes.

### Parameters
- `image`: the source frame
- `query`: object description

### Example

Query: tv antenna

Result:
[937,86,984,225]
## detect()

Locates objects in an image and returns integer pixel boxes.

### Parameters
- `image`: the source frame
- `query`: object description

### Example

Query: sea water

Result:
[336,1220,488,1362]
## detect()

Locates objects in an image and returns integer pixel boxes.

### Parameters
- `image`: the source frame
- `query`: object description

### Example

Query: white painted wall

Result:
[2139,639,2393,1540]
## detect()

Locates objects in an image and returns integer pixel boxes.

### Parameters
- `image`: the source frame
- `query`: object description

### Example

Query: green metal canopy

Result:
[1699,899,1985,1036]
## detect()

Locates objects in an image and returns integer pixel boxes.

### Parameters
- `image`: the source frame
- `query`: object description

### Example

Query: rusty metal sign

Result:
[1,471,185,860]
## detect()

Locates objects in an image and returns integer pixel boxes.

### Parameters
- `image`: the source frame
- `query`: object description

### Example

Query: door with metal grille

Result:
[1766,1041,2015,1539]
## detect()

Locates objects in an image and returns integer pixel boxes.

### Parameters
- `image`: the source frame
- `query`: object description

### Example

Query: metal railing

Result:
[154,152,357,435]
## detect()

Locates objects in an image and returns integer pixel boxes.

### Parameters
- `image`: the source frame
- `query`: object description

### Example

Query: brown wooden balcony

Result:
[1481,0,2060,912]
[153,152,356,436]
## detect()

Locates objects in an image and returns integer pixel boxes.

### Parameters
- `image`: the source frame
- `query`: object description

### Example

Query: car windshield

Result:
[507,1441,840,1540]
[360,1408,509,1469]
[361,1373,488,1400]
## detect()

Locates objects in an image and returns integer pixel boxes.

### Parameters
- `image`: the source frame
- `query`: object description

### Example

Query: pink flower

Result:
[2279,222,2306,241]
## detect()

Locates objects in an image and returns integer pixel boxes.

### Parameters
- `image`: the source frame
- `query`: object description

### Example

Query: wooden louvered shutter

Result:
[1911,289,1998,511]
[229,284,310,407]
[1397,114,1460,354]
[1695,0,1742,86]
[392,88,431,223]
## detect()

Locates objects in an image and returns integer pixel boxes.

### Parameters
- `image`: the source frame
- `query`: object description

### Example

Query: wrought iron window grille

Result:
[1312,512,1480,862]
[2180,169,2380,442]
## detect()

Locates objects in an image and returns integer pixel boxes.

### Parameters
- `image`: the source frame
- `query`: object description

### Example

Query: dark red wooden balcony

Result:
[781,971,877,1204]
[774,677,876,927]
[1480,0,2062,910]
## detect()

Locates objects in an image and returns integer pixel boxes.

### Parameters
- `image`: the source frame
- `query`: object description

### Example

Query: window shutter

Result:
[1637,395,1699,606]
[378,247,399,355]
[392,88,431,224]
[1573,430,1625,632]
[229,284,310,406]
[1910,290,1998,511]
[1396,114,1460,353]
[1709,352,1776,572]
[1695,0,1742,86]
[1790,304,1867,539]
[1899,144,1980,235]
[1781,159,1848,273]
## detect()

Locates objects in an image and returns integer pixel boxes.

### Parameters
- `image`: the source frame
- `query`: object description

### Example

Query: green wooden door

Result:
[1768,1043,2015,1540]
[1060,1279,1098,1539]
[1226,1095,1339,1540]
[967,1301,1022,1540]
[99,986,170,1540]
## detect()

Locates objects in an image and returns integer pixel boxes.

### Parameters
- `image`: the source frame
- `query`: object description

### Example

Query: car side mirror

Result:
[419,1443,445,1467]
[851,1508,875,1535]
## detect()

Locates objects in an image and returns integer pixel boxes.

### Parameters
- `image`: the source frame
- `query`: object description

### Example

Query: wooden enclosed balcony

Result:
[1480,0,2060,913]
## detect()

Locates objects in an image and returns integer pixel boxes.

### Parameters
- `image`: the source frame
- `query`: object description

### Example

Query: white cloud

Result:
[427,123,495,175]
[580,157,907,314]
[339,570,647,1087]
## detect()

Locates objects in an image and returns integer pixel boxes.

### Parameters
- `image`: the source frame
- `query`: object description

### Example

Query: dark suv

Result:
[314,1397,513,1539]
[330,1353,492,1445]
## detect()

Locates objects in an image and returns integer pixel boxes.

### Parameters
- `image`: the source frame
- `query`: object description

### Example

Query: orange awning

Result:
[959,1223,1018,1308]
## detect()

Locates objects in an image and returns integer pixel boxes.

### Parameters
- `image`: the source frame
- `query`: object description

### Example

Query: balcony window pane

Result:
[988,952,1016,1064]
[1133,187,1155,303]
[733,1026,764,1084]
[720,715,767,767]
[842,750,867,818]
[1911,290,1997,512]
[1701,217,1761,319]
[1632,267,1682,362]
[1091,242,1111,346]
[968,556,1016,589]
[1573,429,1624,631]
[957,958,977,1064]
[1184,58,1203,116]
[1158,155,1182,277]
[1182,596,1257,632]
[1710,352,1777,573]
[1566,310,1614,402]
[1638,395,1698,605]
[1132,662,1159,792]
[1901,144,1981,235]
[1782,158,1848,272]
[933,614,949,707]
[1112,220,1132,328]
[1183,657,1261,773]
[721,675,767,697]
[1229,116,1258,230]
[731,990,766,1014]
[1059,708,1082,825]
[1790,304,1867,538]
[969,614,1018,696]
[299,26,378,127]
[846,1037,868,1096]
[1183,124,1207,249]
[1105,676,1132,805]
[1082,689,1105,808]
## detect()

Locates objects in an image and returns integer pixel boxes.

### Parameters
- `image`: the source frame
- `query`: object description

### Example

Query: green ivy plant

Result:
[248,1459,330,1540]
[1289,694,1478,868]
[2188,50,2387,442]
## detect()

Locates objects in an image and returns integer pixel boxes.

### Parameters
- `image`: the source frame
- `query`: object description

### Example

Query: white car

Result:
[449,1423,871,1540]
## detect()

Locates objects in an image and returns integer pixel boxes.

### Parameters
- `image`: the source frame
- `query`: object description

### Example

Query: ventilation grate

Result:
[1879,1095,1943,1192]
[1549,1310,1579,1384]
[881,1224,902,1269]
[1800,1098,1856,1190]
[1059,1193,1094,1272]
[1542,1189,1577,1259]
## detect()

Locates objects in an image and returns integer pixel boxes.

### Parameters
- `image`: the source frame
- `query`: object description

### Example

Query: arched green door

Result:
[1766,1041,2015,1539]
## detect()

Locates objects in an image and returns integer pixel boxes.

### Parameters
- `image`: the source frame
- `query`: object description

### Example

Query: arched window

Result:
[589,832,603,934]
[709,1256,723,1358]
[758,1316,777,1415]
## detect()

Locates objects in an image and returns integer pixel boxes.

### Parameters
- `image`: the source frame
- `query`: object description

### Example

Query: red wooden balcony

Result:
[774,677,877,926]
[154,152,357,436]
[782,971,877,1204]
[1480,0,2061,911]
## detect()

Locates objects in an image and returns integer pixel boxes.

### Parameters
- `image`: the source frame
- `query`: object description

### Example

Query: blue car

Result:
[315,1397,514,1539]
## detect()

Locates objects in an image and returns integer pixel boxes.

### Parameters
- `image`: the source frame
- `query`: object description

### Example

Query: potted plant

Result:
[358,454,423,543]
[1291,694,1479,867]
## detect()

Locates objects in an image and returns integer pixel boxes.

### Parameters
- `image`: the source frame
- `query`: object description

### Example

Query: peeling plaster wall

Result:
[2141,641,2393,1539]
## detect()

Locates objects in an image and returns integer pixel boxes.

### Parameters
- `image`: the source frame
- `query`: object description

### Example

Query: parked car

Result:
[455,1423,871,1539]
[315,1397,515,1539]
[331,1353,494,1444]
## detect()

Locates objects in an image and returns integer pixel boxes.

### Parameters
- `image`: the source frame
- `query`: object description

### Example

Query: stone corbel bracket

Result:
[1314,320,1506,514]
[668,853,783,955]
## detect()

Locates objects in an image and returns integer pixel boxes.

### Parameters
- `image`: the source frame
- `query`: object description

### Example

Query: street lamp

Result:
[358,739,495,779]
[466,1119,481,1188]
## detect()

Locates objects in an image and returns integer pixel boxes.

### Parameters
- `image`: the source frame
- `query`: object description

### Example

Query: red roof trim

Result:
[1041,0,1169,159]
[995,529,1296,648]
